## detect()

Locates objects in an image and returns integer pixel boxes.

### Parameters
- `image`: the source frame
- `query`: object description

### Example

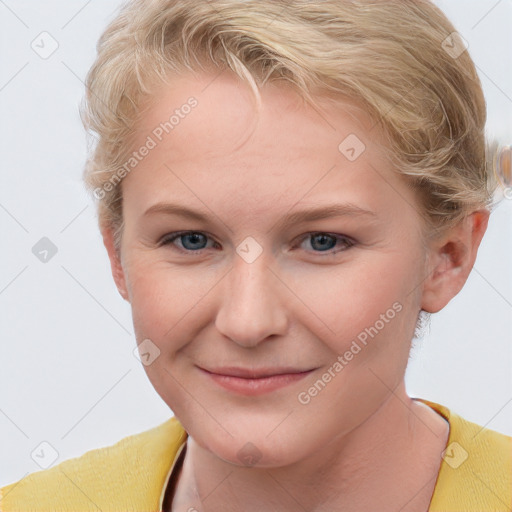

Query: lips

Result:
[200,366,313,379]
[198,365,316,395]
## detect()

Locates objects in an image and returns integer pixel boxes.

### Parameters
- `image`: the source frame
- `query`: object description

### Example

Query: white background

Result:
[1,0,511,487]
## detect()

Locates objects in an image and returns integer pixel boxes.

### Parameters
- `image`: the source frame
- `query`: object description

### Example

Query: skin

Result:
[102,69,489,511]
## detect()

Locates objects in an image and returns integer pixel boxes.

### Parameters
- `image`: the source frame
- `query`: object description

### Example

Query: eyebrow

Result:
[142,202,378,228]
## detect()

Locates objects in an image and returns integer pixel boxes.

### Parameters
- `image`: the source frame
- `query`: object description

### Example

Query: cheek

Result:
[126,247,419,352]
[281,254,412,349]
[126,259,219,345]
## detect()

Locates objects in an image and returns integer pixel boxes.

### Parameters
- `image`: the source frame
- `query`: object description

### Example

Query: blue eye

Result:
[159,231,355,256]
[159,231,218,253]
[300,232,354,254]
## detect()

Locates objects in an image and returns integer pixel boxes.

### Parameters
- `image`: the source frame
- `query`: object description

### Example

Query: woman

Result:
[1,0,510,510]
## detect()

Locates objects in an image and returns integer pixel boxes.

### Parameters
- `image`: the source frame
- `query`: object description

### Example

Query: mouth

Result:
[198,366,316,395]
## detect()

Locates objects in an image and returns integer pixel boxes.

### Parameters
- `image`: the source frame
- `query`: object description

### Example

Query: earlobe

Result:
[101,225,130,302]
[420,210,490,313]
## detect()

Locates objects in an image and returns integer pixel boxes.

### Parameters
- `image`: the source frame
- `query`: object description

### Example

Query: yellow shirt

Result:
[1,398,510,511]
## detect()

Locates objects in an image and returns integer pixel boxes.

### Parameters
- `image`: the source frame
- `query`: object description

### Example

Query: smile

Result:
[198,366,315,395]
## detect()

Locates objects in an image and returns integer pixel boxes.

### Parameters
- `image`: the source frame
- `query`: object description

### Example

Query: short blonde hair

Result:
[81,0,502,252]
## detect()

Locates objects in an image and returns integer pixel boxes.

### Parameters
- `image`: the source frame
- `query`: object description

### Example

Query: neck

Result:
[171,385,449,512]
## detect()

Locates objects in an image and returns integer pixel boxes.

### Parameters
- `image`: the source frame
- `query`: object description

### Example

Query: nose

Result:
[214,253,289,348]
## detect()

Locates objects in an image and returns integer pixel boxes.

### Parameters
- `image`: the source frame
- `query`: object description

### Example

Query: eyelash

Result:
[158,231,355,257]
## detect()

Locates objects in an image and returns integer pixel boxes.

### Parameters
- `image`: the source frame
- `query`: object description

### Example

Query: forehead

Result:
[123,70,404,218]
[135,69,381,155]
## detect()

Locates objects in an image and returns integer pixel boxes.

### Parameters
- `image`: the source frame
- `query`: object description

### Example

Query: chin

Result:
[187,417,314,468]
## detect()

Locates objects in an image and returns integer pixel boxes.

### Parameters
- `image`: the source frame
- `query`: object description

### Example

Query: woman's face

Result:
[113,70,431,466]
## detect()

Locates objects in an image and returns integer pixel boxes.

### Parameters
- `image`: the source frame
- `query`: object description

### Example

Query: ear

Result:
[101,225,130,302]
[420,209,490,313]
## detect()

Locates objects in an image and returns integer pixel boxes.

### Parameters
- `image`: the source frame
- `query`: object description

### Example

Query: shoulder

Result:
[0,416,187,512]
[416,398,512,512]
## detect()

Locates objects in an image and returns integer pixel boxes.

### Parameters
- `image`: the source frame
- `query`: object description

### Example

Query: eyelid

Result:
[158,230,218,250]
[158,230,356,256]
[297,232,355,254]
